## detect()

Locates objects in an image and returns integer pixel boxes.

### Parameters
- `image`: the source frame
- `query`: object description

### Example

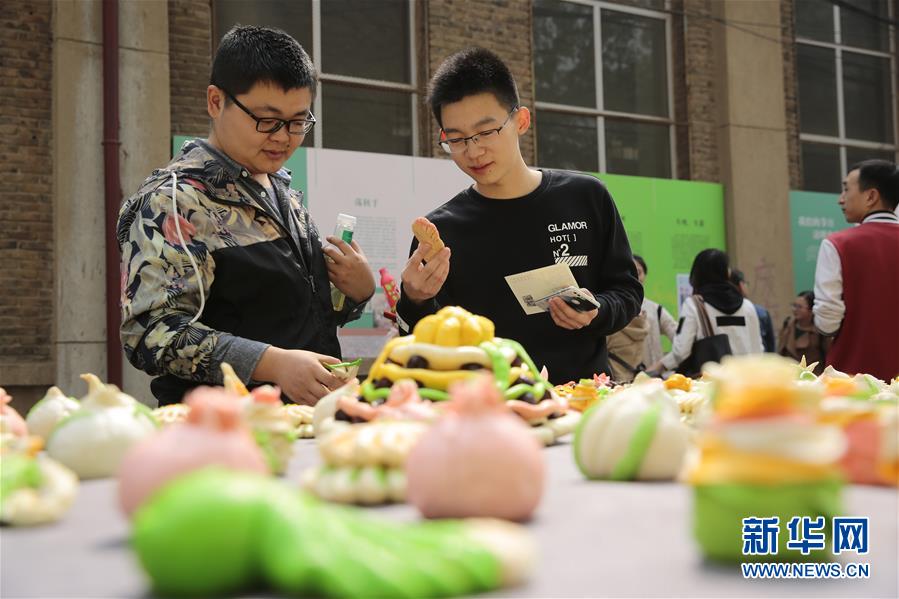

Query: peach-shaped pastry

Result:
[406,374,544,521]
[0,387,28,438]
[118,387,268,516]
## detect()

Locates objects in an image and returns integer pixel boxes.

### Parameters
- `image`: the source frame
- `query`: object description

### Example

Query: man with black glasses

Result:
[396,48,642,383]
[118,25,374,405]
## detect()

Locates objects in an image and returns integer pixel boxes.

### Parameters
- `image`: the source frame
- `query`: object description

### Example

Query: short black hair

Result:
[849,159,899,211]
[690,249,730,289]
[633,255,647,275]
[729,268,745,287]
[428,47,520,128]
[798,290,814,310]
[210,25,317,99]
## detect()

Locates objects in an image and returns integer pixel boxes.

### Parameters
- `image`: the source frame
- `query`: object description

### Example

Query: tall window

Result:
[214,0,417,156]
[533,0,674,178]
[796,0,896,192]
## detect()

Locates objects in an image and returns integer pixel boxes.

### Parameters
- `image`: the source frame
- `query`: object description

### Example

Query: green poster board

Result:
[595,173,727,319]
[788,190,849,295]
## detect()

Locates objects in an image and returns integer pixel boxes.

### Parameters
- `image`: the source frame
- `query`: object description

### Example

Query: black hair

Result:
[427,47,520,128]
[210,25,317,99]
[633,255,647,275]
[690,249,731,289]
[849,159,899,211]
[798,290,814,310]
[729,268,745,287]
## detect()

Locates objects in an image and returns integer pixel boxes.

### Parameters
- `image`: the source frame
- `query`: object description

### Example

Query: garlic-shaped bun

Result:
[25,387,80,440]
[46,375,157,479]
[574,380,690,480]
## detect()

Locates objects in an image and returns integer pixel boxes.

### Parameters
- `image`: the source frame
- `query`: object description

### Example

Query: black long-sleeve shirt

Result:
[396,169,643,383]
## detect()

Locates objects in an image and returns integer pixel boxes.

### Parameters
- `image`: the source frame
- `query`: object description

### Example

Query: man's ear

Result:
[515,106,532,135]
[863,186,883,211]
[207,85,225,119]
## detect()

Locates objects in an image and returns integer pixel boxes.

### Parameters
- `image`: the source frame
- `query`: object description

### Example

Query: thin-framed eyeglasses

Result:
[223,90,316,135]
[437,107,519,154]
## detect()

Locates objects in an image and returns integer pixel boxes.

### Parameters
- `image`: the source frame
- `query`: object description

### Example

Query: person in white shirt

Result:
[646,249,763,376]
[632,255,677,370]
[812,159,899,380]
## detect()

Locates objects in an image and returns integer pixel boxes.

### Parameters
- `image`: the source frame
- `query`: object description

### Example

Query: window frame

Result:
[533,0,676,177]
[796,2,897,177]
[212,0,419,156]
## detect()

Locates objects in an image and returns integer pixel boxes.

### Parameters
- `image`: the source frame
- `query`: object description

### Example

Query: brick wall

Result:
[782,0,801,189]
[169,0,212,138]
[426,0,536,164]
[681,0,720,183]
[0,0,54,372]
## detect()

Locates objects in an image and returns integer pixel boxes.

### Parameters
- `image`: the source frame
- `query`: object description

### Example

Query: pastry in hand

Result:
[412,217,445,261]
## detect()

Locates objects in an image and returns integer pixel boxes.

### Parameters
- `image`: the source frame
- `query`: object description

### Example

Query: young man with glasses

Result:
[118,26,374,405]
[397,48,642,383]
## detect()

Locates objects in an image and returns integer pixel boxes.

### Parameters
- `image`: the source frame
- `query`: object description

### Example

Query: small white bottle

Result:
[330,213,357,311]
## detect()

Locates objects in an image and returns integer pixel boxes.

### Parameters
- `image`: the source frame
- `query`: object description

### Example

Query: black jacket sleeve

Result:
[584,187,643,335]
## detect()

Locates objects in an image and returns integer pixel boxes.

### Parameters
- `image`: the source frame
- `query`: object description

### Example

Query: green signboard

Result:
[596,173,727,320]
[788,190,849,295]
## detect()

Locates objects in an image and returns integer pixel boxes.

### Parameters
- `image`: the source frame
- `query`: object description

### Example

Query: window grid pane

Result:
[842,52,893,143]
[321,0,410,83]
[797,44,839,136]
[845,147,897,169]
[213,0,313,56]
[533,1,674,176]
[801,142,842,192]
[604,119,671,178]
[601,9,669,118]
[839,0,890,52]
[322,84,413,156]
[795,0,835,43]
[536,110,599,172]
[534,0,597,107]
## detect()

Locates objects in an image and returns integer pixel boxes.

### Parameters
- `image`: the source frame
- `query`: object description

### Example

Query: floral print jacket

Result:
[117,140,365,404]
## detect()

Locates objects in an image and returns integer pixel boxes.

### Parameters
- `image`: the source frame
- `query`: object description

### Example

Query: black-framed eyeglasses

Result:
[437,107,519,154]
[224,90,316,135]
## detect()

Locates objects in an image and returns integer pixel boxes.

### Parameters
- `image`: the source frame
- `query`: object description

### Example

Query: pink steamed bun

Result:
[0,387,28,437]
[405,375,545,521]
[118,387,268,516]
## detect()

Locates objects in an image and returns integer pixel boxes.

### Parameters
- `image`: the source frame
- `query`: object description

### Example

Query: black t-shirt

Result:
[396,169,643,384]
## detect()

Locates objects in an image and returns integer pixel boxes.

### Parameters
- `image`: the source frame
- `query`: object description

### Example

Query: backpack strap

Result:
[692,295,714,339]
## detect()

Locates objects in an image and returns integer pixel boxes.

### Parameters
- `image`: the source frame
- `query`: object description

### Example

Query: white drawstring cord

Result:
[171,172,205,324]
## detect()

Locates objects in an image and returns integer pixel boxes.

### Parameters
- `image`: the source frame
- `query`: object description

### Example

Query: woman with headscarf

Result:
[646,249,763,375]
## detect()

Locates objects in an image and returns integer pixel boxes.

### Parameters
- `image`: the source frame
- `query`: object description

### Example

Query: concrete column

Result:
[53,0,169,404]
[711,0,793,328]
[53,0,107,396]
[118,0,171,405]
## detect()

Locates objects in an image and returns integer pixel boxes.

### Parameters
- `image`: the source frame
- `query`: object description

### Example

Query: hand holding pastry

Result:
[402,217,451,304]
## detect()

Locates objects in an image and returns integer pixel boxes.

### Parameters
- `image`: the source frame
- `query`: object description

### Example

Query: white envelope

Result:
[504,263,579,315]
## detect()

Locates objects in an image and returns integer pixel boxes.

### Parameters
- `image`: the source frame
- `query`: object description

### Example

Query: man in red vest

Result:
[813,159,899,381]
